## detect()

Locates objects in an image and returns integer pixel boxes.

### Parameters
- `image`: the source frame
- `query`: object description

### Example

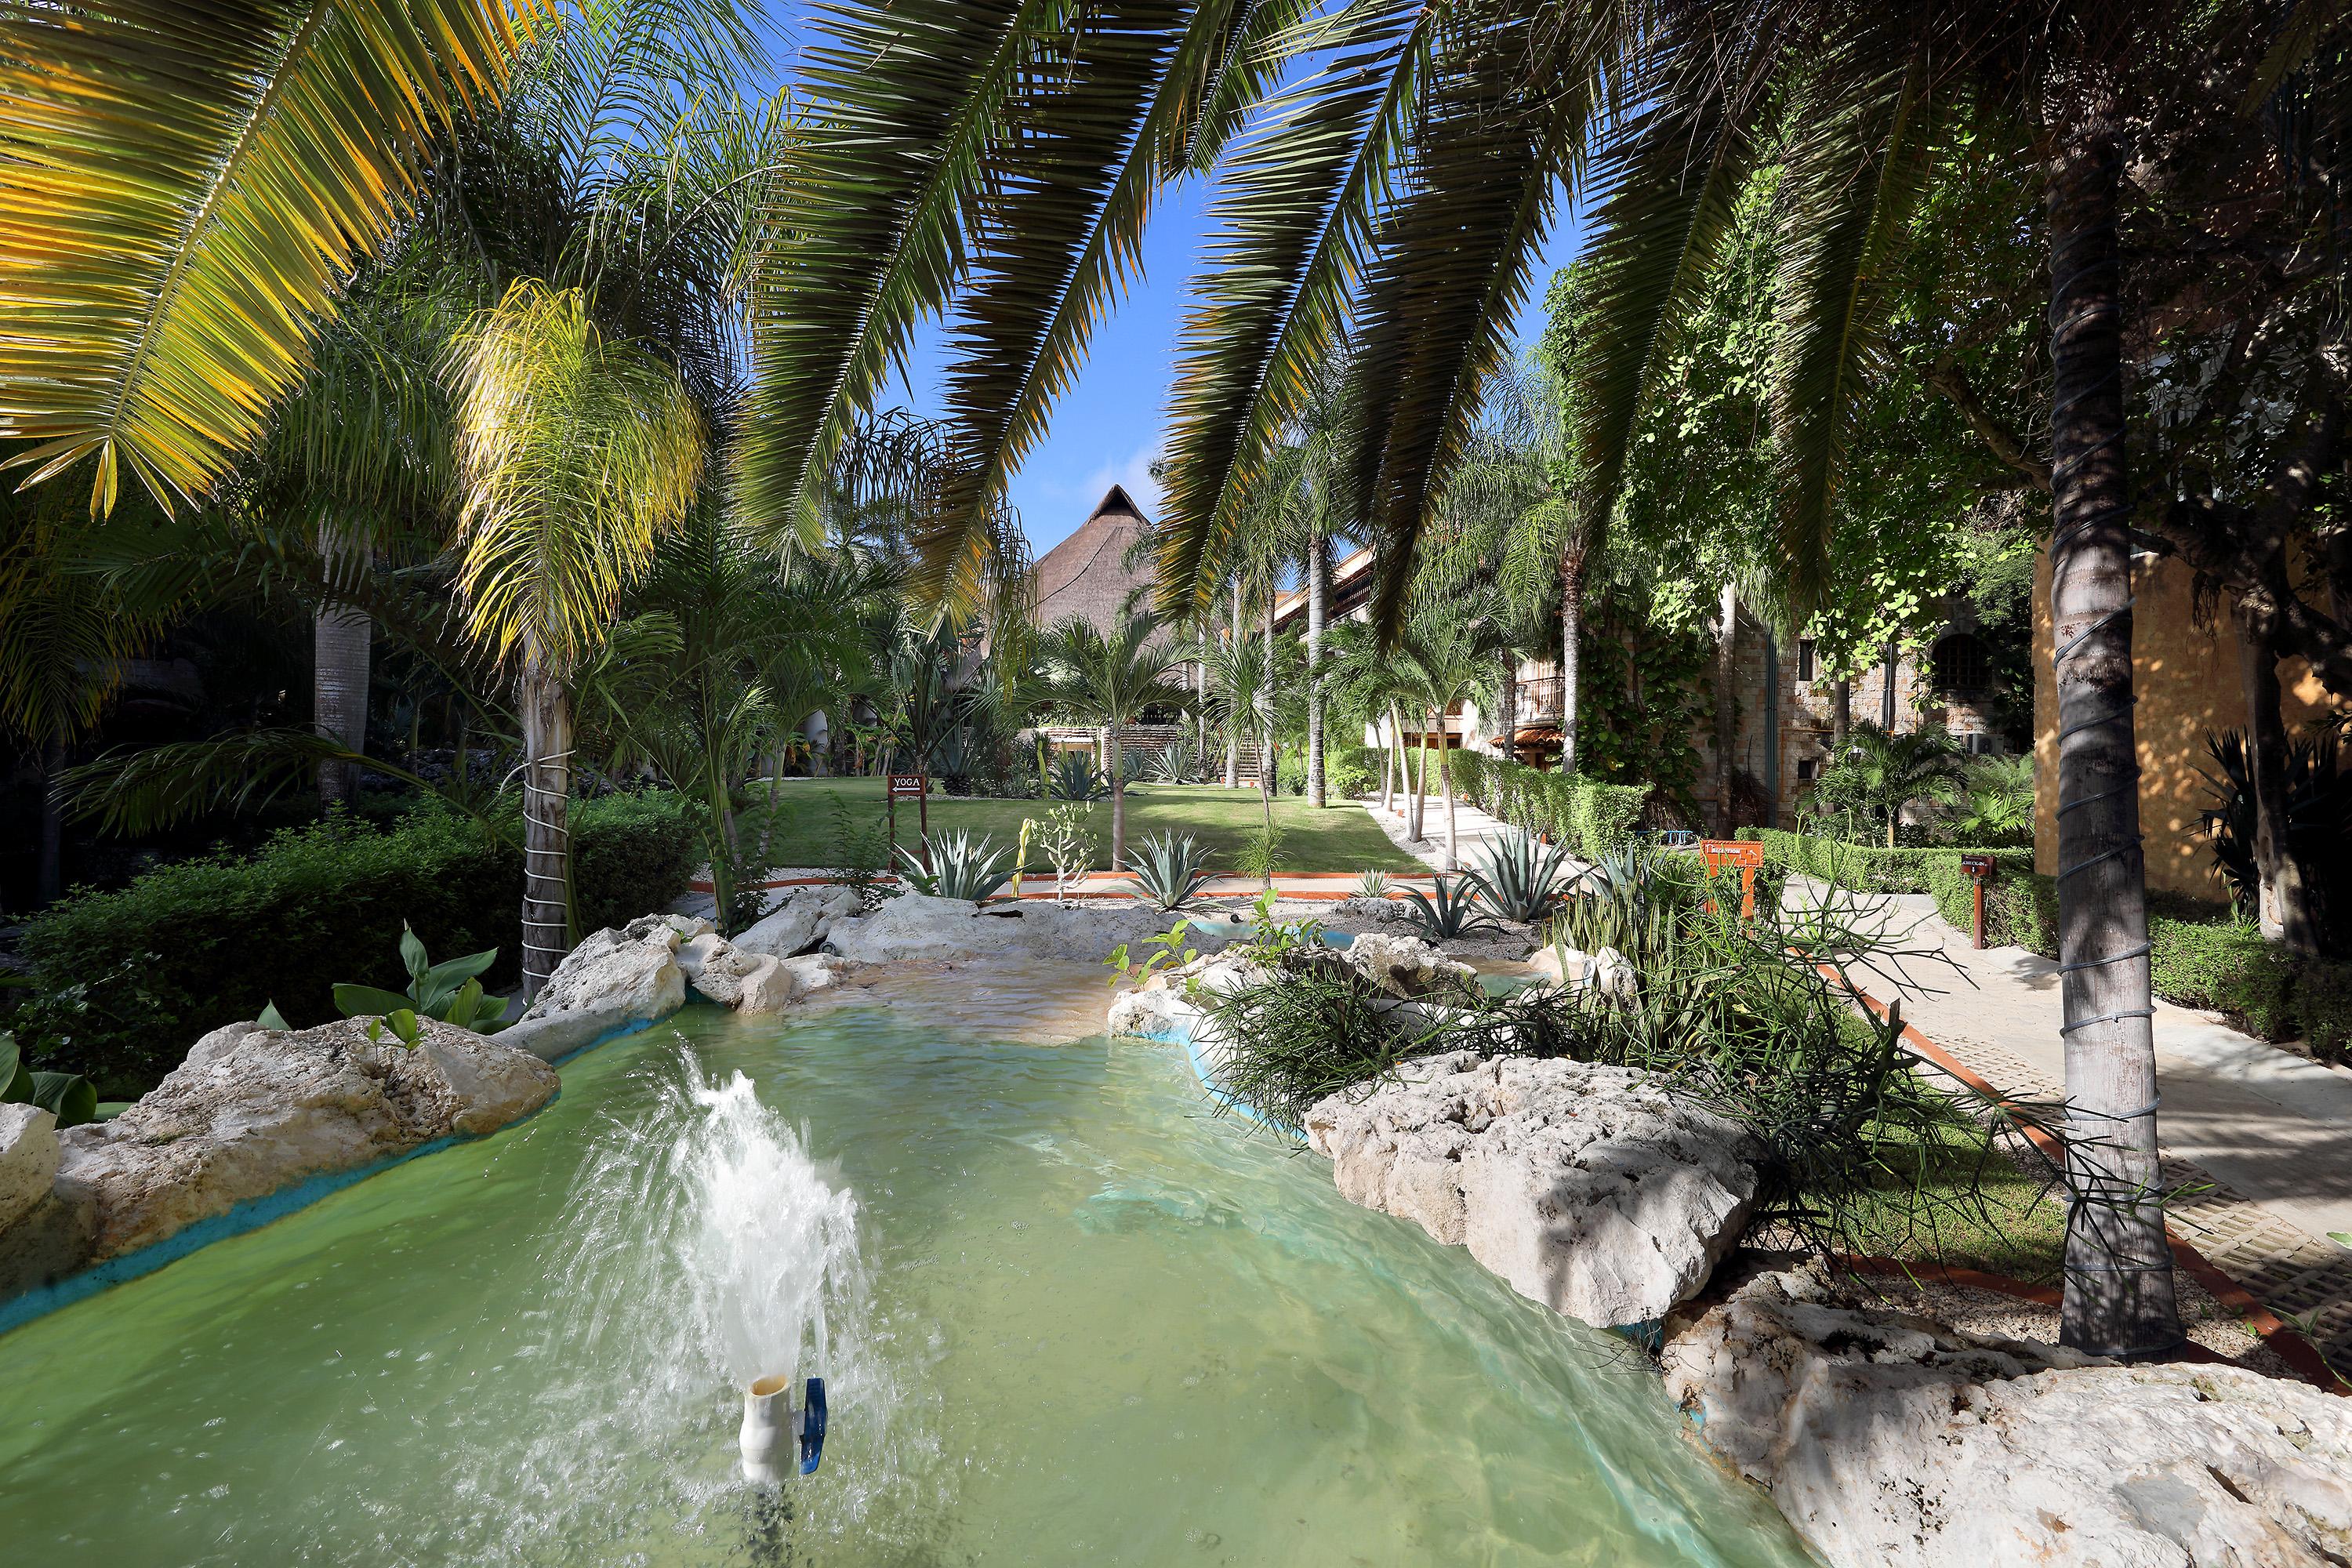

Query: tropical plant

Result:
[1399,873,1502,941]
[825,793,896,909]
[1392,607,1507,869]
[1041,611,1189,867]
[1352,869,1390,901]
[1146,739,1201,784]
[1047,752,1111,803]
[1810,724,1969,848]
[331,922,514,1034]
[0,1029,99,1128]
[2199,731,2351,939]
[1029,802,1095,903]
[1123,831,1213,912]
[1235,824,1286,890]
[1945,753,2036,847]
[1467,829,1579,924]
[445,278,703,997]
[895,830,1015,902]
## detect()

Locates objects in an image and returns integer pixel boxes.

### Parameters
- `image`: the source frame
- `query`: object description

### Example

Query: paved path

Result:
[1798,877,2352,1359]
[1356,789,1519,872]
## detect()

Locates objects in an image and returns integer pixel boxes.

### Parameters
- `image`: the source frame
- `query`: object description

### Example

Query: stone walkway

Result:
[1802,878,2352,1367]
[1356,789,1519,872]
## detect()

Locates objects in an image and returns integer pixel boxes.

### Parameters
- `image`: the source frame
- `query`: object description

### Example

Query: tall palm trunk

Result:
[1879,637,1899,729]
[2044,62,2180,1358]
[1713,583,1739,836]
[1224,578,1242,788]
[1439,728,1459,870]
[1559,545,1587,776]
[2234,601,2320,949]
[1261,583,1277,793]
[1831,678,1852,739]
[313,523,372,805]
[1381,702,1402,812]
[1410,717,1431,841]
[1111,773,1128,869]
[1498,652,1518,768]
[517,644,574,1001]
[1307,529,1327,806]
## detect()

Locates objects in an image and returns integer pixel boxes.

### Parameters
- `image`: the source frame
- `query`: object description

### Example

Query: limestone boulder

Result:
[776,954,842,996]
[1304,1051,1762,1327]
[1664,1269,2352,1568]
[734,885,863,960]
[1526,943,1638,999]
[826,895,1232,967]
[53,1017,557,1263]
[502,917,688,1060]
[676,931,763,1007]
[1334,895,1411,924]
[0,1102,59,1235]
[731,954,800,1012]
[1342,931,1476,998]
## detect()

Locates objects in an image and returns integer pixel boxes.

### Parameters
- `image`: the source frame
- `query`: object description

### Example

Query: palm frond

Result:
[63,728,513,839]
[0,0,531,516]
[445,279,704,677]
[1766,45,1943,610]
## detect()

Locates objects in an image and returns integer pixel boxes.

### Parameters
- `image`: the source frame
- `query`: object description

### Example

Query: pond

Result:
[0,966,1810,1566]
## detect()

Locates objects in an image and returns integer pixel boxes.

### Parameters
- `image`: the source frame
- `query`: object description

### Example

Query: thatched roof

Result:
[1032,485,1154,636]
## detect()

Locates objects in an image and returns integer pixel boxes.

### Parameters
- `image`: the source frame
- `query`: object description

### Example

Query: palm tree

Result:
[1392,609,1504,870]
[1811,724,1969,848]
[1198,629,1293,840]
[1041,611,1189,868]
[446,280,703,997]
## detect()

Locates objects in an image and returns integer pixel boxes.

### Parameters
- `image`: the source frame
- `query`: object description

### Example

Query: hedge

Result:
[14,792,699,1096]
[1749,828,2352,1060]
[1274,744,1380,800]
[1446,753,1650,862]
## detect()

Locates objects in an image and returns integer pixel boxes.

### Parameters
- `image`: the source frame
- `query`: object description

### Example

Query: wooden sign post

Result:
[1958,854,1997,949]
[887,773,931,874]
[1699,839,1766,920]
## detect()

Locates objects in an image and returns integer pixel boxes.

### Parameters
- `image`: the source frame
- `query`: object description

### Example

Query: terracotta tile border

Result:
[1820,964,2347,1394]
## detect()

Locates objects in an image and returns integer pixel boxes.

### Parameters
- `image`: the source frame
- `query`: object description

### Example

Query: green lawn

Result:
[735,779,1425,874]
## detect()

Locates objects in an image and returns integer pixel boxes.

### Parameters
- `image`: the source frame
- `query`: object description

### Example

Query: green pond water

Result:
[0,975,1812,1566]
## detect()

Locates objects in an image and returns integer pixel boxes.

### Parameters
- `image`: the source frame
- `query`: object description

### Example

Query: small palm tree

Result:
[1810,724,1969,848]
[1393,610,1506,870]
[1041,611,1189,869]
[447,280,703,997]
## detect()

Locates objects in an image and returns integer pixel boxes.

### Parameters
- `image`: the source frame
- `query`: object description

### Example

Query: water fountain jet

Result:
[739,1374,826,1483]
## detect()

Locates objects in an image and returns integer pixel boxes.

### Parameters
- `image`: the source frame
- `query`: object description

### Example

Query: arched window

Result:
[1931,633,1989,695]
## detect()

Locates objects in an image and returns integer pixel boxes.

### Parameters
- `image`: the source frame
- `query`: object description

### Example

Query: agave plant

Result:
[1467,829,1578,924]
[1047,751,1110,802]
[1399,874,1503,941]
[1123,831,1213,911]
[895,830,1017,902]
[1147,738,1201,784]
[1352,869,1390,900]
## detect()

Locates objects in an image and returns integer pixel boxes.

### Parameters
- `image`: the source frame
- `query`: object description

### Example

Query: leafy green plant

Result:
[1808,724,1969,848]
[826,793,898,909]
[1020,802,1095,902]
[1399,873,1502,939]
[1123,831,1213,911]
[0,1030,99,1129]
[1352,869,1390,900]
[1944,753,2036,847]
[895,830,1017,901]
[1235,823,1286,888]
[1106,917,1202,989]
[1147,738,1202,783]
[1467,829,1579,923]
[2198,729,2351,928]
[1047,751,1111,802]
[332,923,512,1034]
[1238,888,1327,964]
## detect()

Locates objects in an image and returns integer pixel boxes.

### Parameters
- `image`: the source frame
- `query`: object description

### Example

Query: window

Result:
[1795,638,1817,681]
[1795,756,1819,782]
[1930,633,1989,695]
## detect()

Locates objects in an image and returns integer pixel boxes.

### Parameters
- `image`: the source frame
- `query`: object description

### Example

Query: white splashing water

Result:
[437,1043,933,1563]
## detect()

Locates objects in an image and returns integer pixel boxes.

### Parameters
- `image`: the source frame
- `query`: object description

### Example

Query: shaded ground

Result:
[734,779,1424,873]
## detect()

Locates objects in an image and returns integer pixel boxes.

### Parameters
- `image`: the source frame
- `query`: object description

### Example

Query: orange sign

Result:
[1700,839,1765,920]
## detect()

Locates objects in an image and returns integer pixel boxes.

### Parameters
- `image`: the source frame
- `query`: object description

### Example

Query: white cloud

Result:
[1069,441,1163,517]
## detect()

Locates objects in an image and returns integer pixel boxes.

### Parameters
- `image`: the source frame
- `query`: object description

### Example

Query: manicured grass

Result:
[1828,1129,2068,1285]
[735,779,1425,874]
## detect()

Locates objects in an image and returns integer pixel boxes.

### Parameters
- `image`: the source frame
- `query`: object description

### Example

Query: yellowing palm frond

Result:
[446,279,703,677]
[0,0,534,516]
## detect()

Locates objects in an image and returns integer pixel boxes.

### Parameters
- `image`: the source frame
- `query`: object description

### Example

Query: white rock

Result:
[734,885,863,959]
[826,895,1232,967]
[53,1017,557,1263]
[517,920,687,1027]
[1664,1270,2352,1568]
[1343,931,1476,998]
[1591,946,1636,1000]
[776,954,840,994]
[1304,1051,1762,1327]
[0,1102,60,1235]
[731,954,800,1013]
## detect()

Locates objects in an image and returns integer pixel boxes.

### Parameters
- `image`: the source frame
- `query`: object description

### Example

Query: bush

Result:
[14,792,699,1096]
[1742,827,2034,895]
[1922,859,2059,956]
[1274,744,1380,800]
[1447,753,1650,862]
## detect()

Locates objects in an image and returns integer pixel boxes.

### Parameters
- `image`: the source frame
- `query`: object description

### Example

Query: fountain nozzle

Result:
[739,1375,827,1483]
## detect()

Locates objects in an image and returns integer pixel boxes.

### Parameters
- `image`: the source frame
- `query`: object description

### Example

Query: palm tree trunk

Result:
[1559,546,1586,777]
[2234,599,2321,951]
[313,522,372,806]
[1879,637,1900,730]
[1111,774,1128,870]
[1411,716,1432,842]
[1225,579,1242,789]
[1307,529,1327,806]
[1831,678,1852,739]
[1714,583,1739,836]
[1261,583,1277,793]
[1381,703,1401,812]
[517,646,573,1001]
[2044,60,2180,1358]
[1439,732,1459,871]
[1499,653,1518,768]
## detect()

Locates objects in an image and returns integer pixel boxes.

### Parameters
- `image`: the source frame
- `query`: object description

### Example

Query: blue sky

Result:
[887,183,1593,560]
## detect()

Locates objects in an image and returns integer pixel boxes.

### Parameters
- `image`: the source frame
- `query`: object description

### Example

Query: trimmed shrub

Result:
[1274,744,1380,800]
[14,792,699,1096]
[1741,827,2034,895]
[1448,753,1650,862]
